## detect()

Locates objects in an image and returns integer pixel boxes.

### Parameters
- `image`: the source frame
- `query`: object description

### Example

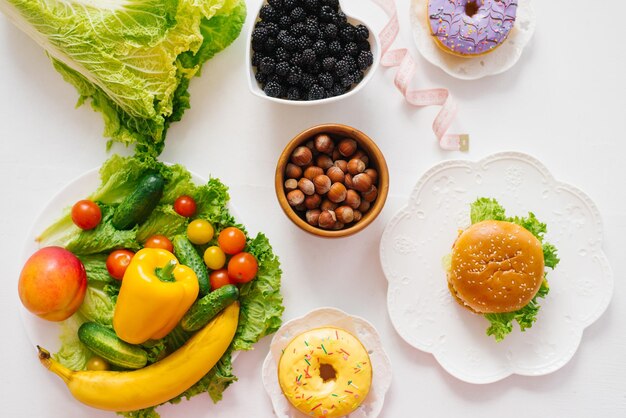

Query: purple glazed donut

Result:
[428,0,518,57]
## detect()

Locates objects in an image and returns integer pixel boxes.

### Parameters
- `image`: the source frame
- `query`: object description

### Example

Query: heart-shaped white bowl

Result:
[246,3,381,106]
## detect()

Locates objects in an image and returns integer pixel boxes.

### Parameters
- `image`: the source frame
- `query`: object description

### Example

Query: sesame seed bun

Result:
[448,220,545,313]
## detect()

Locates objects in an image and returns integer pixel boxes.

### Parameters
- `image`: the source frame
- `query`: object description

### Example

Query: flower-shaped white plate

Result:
[262,308,392,418]
[379,151,613,384]
[410,0,536,80]
[246,3,381,106]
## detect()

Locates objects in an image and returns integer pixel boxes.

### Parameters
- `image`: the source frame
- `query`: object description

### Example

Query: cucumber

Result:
[173,235,210,296]
[78,322,148,370]
[181,285,239,332]
[112,172,164,230]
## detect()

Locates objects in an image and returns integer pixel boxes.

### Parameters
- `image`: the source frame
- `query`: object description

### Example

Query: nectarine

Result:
[18,246,87,321]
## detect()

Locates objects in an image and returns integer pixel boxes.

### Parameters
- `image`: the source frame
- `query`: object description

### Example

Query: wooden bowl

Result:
[275,124,389,238]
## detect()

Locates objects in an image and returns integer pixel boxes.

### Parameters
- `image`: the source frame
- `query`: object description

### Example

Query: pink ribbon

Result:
[372,0,469,151]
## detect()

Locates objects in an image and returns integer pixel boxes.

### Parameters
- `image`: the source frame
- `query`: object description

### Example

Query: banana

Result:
[37,302,239,412]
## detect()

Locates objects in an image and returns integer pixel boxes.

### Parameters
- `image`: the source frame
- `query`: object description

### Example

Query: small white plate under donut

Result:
[262,308,392,418]
[410,0,536,80]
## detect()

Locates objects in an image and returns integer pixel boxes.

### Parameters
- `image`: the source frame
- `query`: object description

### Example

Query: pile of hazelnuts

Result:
[284,132,378,230]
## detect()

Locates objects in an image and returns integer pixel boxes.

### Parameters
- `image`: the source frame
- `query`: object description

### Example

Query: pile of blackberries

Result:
[251,0,375,101]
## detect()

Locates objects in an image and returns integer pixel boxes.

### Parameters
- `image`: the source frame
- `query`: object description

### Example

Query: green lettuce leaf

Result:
[136,205,187,243]
[78,284,116,326]
[54,314,91,370]
[118,407,160,418]
[0,0,246,152]
[78,254,114,283]
[470,197,507,224]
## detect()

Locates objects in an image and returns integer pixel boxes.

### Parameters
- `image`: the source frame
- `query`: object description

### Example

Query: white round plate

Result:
[262,308,392,418]
[379,151,613,384]
[410,0,536,80]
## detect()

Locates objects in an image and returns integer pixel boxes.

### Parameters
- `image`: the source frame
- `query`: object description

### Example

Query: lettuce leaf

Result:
[0,0,246,153]
[468,198,560,341]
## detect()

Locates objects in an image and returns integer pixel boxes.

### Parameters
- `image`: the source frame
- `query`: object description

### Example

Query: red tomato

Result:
[144,235,173,252]
[210,269,232,290]
[217,227,246,255]
[227,252,258,284]
[71,200,102,230]
[174,195,197,217]
[106,250,134,280]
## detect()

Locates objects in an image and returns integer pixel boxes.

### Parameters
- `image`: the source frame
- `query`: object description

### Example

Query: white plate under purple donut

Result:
[379,151,613,384]
[410,0,536,80]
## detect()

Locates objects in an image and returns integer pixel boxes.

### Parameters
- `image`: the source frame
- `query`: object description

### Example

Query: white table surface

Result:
[1,0,625,417]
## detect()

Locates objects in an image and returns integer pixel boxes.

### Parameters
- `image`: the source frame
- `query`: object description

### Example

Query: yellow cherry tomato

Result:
[186,219,214,245]
[204,246,226,270]
[86,355,110,371]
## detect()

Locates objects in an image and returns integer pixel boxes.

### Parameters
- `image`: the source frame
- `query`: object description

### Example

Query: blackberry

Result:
[251,27,269,44]
[290,22,306,37]
[283,35,298,51]
[322,0,339,11]
[279,15,292,29]
[264,81,282,98]
[355,24,369,40]
[339,25,356,42]
[301,73,316,89]
[322,56,336,71]
[328,40,342,56]
[333,11,347,25]
[319,6,336,23]
[308,84,326,100]
[312,40,327,56]
[297,35,312,50]
[340,73,355,88]
[357,50,374,70]
[287,86,302,100]
[268,0,283,8]
[267,73,284,84]
[251,52,265,67]
[264,37,277,53]
[331,84,345,96]
[357,39,371,52]
[283,0,298,10]
[301,48,316,65]
[318,72,334,90]
[352,70,364,84]
[287,66,303,85]
[264,22,280,36]
[259,5,279,22]
[255,71,268,85]
[343,55,357,72]
[304,0,319,11]
[290,52,303,67]
[290,7,306,22]
[305,20,319,38]
[251,39,265,52]
[259,57,276,75]
[276,61,290,76]
[323,23,338,40]
[344,42,359,57]
[275,47,290,62]
[335,59,350,76]
[307,60,322,74]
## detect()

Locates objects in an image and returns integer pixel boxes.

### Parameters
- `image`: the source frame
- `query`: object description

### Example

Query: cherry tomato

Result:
[217,227,246,255]
[86,356,110,371]
[227,252,258,284]
[144,235,173,252]
[187,219,214,245]
[204,246,226,270]
[210,269,232,290]
[106,250,134,280]
[71,200,102,230]
[174,195,197,217]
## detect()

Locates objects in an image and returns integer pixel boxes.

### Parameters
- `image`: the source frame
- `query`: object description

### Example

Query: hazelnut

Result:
[298,178,315,195]
[320,199,338,211]
[291,146,313,166]
[344,173,354,189]
[304,165,324,180]
[347,158,366,175]
[351,173,373,192]
[364,168,378,183]
[338,138,357,157]
[314,134,335,154]
[316,154,334,170]
[362,185,378,202]
[353,210,363,222]
[345,189,361,209]
[287,189,305,206]
[358,200,370,212]
[284,178,298,191]
[327,182,347,203]
[334,159,348,173]
[313,174,331,194]
[332,222,345,230]
[332,148,342,161]
[326,166,345,183]
[353,149,369,165]
[305,140,319,156]
[335,205,354,223]
[318,210,337,229]
[304,193,322,209]
[306,209,321,226]
[285,163,303,179]
[294,203,306,212]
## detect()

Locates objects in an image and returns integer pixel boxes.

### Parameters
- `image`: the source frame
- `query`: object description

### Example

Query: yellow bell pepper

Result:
[113,248,199,344]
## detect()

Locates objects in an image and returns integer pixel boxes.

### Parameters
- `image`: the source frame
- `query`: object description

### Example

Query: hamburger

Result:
[447,198,560,341]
